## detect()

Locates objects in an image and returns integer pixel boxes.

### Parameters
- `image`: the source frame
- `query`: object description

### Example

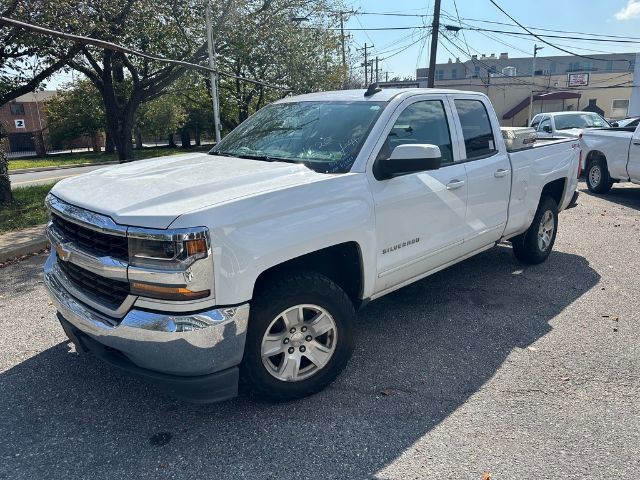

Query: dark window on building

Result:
[606,61,613,71]
[451,69,458,79]
[10,103,25,115]
[380,100,454,164]
[436,69,445,80]
[454,99,497,160]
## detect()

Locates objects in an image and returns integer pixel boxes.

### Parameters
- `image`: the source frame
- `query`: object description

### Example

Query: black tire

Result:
[586,157,613,194]
[241,271,355,402]
[511,196,558,265]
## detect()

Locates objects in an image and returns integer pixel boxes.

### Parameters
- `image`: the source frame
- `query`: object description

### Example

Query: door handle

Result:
[633,140,640,145]
[494,168,510,178]
[446,179,465,190]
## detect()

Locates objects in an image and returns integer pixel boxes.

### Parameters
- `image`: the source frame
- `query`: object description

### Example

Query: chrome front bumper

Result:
[44,253,249,377]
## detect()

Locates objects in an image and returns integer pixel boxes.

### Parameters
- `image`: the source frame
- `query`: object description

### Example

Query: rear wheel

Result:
[586,158,613,194]
[512,196,558,265]
[241,272,355,401]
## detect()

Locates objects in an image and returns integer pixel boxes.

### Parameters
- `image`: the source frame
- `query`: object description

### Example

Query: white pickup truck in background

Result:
[530,111,610,139]
[44,87,580,403]
[581,124,640,193]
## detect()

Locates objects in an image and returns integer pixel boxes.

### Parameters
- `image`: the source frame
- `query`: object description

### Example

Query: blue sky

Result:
[346,0,640,79]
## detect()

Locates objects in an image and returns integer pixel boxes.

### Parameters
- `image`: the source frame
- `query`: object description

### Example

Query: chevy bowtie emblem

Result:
[55,243,72,262]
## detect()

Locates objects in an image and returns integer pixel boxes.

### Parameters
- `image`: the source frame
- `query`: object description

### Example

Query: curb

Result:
[10,161,118,175]
[0,237,49,264]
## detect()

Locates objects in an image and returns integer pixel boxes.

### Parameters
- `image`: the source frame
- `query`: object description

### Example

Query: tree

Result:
[0,0,84,205]
[39,0,232,161]
[45,80,106,151]
[135,95,187,146]
[217,0,346,129]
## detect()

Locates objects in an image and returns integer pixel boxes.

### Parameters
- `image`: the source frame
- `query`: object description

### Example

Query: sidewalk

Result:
[0,225,48,264]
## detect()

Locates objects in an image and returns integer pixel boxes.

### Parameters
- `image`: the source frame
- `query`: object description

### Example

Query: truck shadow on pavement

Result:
[0,245,600,480]
[582,184,640,211]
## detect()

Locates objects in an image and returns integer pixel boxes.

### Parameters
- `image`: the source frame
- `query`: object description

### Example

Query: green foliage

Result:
[44,80,105,148]
[136,95,188,140]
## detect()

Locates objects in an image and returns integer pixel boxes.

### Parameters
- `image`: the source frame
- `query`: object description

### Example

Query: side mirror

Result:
[542,125,552,133]
[375,144,442,179]
[611,122,619,128]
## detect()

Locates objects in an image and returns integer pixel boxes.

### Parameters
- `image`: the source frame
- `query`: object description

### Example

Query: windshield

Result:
[555,113,610,130]
[209,101,386,173]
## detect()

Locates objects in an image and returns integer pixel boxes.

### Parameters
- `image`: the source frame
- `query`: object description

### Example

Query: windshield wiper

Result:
[209,150,235,157]
[236,154,304,165]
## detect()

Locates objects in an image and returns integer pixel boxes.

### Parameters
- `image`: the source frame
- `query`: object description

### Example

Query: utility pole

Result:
[340,12,346,71]
[205,2,221,144]
[527,44,544,125]
[427,0,442,88]
[375,56,379,83]
[370,58,374,84]
[359,43,372,85]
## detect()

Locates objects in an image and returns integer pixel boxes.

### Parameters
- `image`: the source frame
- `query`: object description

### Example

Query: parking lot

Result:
[0,181,638,479]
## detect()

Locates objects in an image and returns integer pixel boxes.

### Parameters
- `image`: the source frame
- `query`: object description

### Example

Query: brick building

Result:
[0,91,56,155]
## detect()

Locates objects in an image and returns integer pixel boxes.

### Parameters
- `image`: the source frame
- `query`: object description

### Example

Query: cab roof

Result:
[275,88,483,104]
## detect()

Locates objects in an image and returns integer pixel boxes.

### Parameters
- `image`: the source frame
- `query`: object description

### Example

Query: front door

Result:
[369,96,468,295]
[627,125,640,182]
[452,97,512,252]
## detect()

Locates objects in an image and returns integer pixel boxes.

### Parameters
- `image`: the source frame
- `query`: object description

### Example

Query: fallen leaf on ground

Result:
[527,346,538,352]
[380,388,395,396]
[482,472,491,480]
[560,376,570,382]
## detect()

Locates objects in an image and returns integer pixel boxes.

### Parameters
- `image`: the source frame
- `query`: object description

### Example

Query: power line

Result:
[455,15,640,41]
[453,26,640,45]
[487,0,632,64]
[0,16,291,91]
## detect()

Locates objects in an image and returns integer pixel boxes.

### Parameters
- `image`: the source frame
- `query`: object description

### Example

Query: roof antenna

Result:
[364,82,382,97]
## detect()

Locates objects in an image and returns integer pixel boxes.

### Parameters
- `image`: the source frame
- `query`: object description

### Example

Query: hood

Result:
[51,153,327,229]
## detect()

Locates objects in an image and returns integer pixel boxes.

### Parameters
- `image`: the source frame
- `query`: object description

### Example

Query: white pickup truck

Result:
[581,124,640,193]
[530,111,610,139]
[44,88,580,403]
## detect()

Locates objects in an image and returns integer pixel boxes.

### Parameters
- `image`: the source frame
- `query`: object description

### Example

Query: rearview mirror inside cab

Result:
[374,144,442,180]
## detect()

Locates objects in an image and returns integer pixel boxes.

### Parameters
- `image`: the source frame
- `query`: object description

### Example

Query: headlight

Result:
[127,227,212,301]
[128,237,207,270]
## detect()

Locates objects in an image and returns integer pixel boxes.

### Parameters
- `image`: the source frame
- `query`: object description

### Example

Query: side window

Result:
[454,99,497,160]
[530,116,541,129]
[539,117,551,132]
[379,100,454,164]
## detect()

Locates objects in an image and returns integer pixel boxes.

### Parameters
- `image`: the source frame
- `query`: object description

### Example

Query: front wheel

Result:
[241,272,355,401]
[586,158,613,194]
[511,196,558,265]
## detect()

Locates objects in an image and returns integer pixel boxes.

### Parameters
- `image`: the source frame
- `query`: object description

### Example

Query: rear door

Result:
[451,96,512,253]
[368,95,468,294]
[628,125,640,181]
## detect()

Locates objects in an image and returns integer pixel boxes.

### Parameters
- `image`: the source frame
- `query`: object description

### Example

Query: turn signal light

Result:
[130,282,210,301]
[186,238,208,256]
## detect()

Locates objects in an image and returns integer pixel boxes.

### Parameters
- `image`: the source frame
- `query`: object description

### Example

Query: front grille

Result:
[51,213,129,261]
[58,260,130,310]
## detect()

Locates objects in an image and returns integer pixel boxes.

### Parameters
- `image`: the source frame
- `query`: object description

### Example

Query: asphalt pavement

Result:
[0,182,638,479]
[9,164,112,188]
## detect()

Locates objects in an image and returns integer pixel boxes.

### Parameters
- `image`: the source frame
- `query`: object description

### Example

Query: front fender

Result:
[172,174,377,305]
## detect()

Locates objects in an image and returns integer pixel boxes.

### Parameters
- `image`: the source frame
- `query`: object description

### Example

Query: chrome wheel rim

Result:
[261,304,338,382]
[589,165,601,187]
[537,210,555,252]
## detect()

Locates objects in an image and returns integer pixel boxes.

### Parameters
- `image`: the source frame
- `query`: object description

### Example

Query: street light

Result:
[205,2,221,144]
